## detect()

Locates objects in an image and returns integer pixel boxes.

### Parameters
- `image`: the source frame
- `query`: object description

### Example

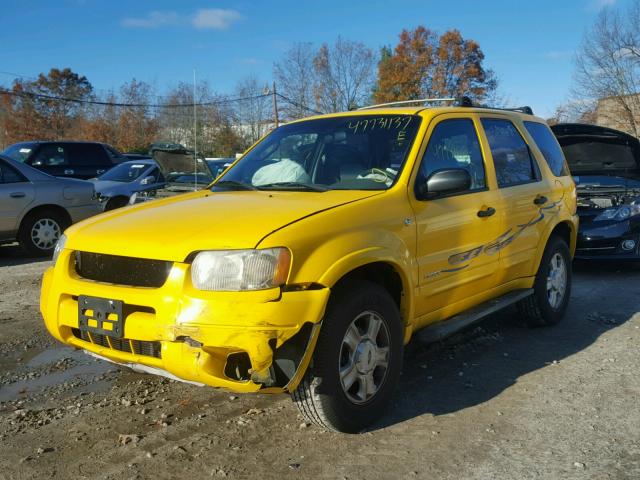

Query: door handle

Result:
[10,192,26,198]
[534,195,548,205]
[64,169,75,175]
[477,207,496,218]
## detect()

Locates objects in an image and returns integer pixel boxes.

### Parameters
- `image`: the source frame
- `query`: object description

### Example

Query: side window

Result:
[481,118,538,187]
[67,143,111,166]
[31,144,68,166]
[0,161,27,184]
[416,118,486,194]
[524,121,569,177]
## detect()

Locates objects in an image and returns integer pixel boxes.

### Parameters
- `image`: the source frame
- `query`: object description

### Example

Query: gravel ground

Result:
[1,243,639,480]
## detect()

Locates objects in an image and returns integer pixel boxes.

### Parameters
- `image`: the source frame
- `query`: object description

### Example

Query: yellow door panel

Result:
[408,114,503,325]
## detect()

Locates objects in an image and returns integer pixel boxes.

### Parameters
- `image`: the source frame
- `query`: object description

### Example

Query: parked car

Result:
[552,123,640,261]
[0,154,102,256]
[2,141,128,179]
[90,160,165,210]
[41,101,578,432]
[129,149,227,203]
[205,158,234,179]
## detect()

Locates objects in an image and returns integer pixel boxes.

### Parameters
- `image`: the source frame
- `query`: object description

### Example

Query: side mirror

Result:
[417,168,472,200]
[140,175,156,185]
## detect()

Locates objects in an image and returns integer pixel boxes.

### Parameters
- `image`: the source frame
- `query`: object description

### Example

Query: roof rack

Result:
[358,98,458,110]
[357,96,534,115]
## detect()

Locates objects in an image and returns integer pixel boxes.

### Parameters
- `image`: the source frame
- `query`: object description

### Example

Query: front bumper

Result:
[40,250,330,393]
[575,219,640,260]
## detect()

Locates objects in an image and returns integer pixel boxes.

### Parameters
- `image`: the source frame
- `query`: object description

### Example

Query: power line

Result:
[0,88,273,108]
[276,93,324,115]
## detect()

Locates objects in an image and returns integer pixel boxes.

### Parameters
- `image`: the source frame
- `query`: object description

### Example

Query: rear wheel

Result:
[517,235,572,327]
[292,281,403,433]
[18,209,67,257]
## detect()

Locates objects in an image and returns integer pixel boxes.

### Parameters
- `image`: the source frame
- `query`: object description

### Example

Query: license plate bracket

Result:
[78,295,125,338]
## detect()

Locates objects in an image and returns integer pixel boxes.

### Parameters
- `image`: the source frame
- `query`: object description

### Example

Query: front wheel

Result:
[292,281,403,433]
[517,235,572,327]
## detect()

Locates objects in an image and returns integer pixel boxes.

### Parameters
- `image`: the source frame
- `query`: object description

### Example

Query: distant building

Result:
[595,94,640,137]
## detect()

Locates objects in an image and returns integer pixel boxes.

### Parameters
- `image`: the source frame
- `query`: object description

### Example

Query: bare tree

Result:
[235,75,272,145]
[312,37,376,112]
[273,43,317,119]
[574,2,640,135]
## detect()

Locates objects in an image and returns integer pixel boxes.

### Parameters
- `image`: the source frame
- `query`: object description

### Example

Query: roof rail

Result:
[357,98,457,110]
[357,96,535,115]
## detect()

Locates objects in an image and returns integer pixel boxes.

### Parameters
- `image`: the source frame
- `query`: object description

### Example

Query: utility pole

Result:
[272,81,279,129]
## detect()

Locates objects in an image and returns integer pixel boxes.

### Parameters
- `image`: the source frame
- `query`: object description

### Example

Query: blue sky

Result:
[0,0,627,118]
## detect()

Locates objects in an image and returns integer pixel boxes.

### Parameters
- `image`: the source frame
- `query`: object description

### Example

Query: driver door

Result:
[409,114,503,325]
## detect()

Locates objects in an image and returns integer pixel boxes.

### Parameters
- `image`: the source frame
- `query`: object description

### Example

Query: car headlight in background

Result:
[594,204,640,221]
[191,248,291,291]
[52,234,67,264]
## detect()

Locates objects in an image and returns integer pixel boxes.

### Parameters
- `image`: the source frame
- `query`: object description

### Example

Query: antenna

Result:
[193,69,197,191]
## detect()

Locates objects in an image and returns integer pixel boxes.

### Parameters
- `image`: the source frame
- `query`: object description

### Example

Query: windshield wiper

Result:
[257,182,329,192]
[213,180,257,191]
[256,182,328,192]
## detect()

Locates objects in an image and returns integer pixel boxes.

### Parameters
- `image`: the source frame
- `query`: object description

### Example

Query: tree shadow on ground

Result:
[372,261,640,430]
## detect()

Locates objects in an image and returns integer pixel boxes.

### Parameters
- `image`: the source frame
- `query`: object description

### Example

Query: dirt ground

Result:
[0,244,639,480]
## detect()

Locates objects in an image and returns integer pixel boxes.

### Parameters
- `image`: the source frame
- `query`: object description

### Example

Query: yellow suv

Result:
[41,99,578,433]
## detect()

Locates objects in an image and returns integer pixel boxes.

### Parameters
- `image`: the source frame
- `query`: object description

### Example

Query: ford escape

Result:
[41,99,578,433]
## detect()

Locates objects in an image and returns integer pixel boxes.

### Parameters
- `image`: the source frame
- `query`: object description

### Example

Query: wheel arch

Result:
[319,253,415,339]
[532,219,577,275]
[19,204,72,233]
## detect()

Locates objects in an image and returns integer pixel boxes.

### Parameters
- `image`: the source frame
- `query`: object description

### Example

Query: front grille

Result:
[75,252,172,288]
[72,328,162,359]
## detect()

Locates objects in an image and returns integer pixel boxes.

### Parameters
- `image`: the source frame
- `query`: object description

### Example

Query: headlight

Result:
[594,204,640,221]
[191,248,291,291]
[52,234,67,264]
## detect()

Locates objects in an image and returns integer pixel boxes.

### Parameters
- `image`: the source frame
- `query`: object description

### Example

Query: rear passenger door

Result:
[479,116,555,283]
[65,143,113,179]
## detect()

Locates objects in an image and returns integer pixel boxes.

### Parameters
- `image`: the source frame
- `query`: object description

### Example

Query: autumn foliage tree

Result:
[374,26,497,104]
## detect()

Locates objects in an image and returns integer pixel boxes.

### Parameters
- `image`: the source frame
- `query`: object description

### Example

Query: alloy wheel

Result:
[338,310,391,404]
[546,252,567,309]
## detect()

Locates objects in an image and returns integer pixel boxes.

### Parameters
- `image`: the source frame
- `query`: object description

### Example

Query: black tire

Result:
[292,281,403,433]
[18,209,68,257]
[104,196,130,211]
[517,235,572,327]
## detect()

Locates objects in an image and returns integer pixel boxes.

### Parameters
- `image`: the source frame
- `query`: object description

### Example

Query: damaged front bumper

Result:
[40,250,330,393]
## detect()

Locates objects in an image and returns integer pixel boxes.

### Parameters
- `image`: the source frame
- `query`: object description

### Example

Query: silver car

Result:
[0,154,103,256]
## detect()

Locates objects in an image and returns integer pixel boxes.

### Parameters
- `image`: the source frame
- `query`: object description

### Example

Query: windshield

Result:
[213,115,422,191]
[2,143,37,162]
[99,163,150,182]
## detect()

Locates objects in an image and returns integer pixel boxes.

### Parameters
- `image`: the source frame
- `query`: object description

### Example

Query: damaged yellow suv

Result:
[41,100,578,432]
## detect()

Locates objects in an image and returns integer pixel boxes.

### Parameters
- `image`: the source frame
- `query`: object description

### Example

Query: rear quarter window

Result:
[524,121,569,177]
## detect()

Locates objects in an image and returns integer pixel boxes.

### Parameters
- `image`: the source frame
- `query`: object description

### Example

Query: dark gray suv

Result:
[2,141,127,179]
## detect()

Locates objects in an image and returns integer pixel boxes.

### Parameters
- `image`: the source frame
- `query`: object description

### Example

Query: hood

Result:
[152,149,216,187]
[551,123,640,179]
[65,189,381,261]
